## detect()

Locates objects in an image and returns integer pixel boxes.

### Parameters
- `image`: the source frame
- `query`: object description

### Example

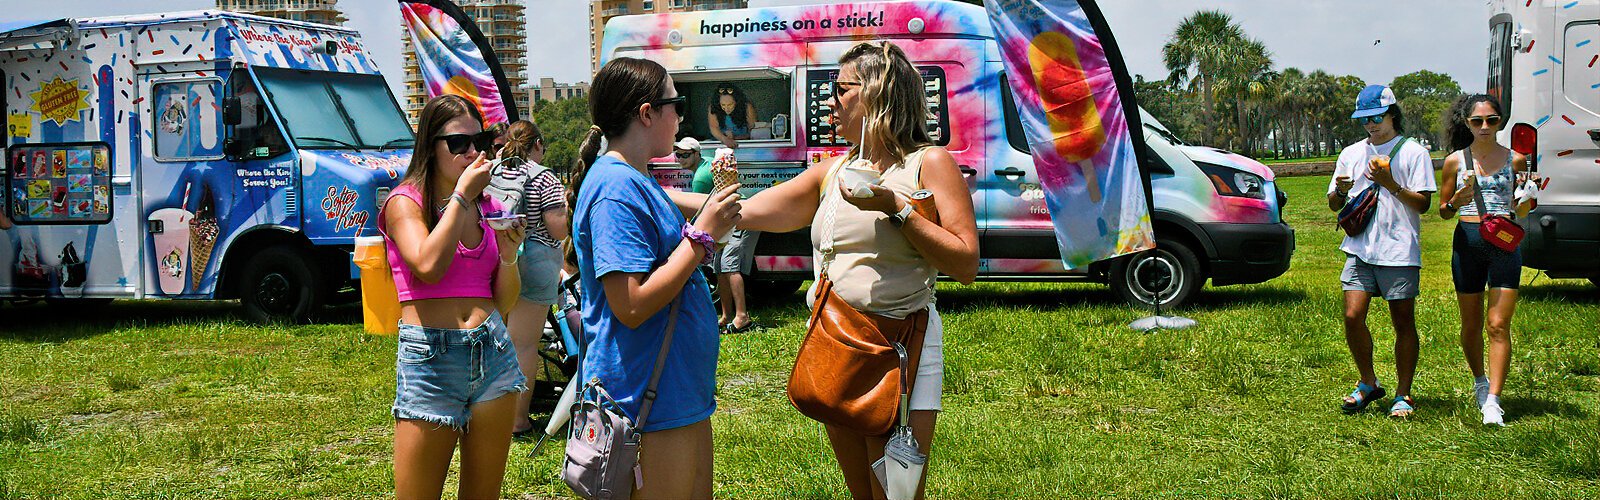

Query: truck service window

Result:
[254,68,412,150]
[153,79,226,162]
[805,66,950,148]
[673,73,792,146]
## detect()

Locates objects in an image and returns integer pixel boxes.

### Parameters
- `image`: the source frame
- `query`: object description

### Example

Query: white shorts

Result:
[909,303,943,412]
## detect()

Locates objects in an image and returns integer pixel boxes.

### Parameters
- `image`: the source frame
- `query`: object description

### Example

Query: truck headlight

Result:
[1197,162,1266,199]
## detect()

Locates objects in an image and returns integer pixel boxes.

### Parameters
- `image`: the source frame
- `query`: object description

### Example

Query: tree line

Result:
[1143,10,1464,159]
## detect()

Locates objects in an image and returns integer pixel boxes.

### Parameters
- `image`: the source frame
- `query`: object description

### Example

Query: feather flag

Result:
[985,0,1153,269]
[398,0,519,125]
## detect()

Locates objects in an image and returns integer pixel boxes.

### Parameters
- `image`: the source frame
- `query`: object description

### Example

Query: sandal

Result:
[1341,381,1387,414]
[512,418,537,439]
[724,320,758,334]
[1389,395,1416,418]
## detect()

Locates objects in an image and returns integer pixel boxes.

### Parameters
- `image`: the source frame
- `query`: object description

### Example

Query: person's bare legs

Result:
[1485,288,1518,396]
[1342,290,1378,389]
[1389,298,1420,398]
[726,271,751,329]
[716,273,733,327]
[457,393,519,500]
[825,410,938,500]
[1457,292,1487,379]
[635,419,713,500]
[507,298,550,434]
[394,420,462,500]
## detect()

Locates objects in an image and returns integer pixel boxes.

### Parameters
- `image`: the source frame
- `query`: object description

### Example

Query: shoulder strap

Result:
[633,298,682,428]
[1386,136,1409,158]
[1466,149,1493,217]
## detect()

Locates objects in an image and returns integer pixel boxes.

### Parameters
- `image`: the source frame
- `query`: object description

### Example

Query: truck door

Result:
[1549,12,1599,208]
[139,71,228,297]
[984,61,1069,274]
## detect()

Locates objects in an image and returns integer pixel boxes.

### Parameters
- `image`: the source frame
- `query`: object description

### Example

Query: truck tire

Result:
[1110,238,1202,309]
[237,245,325,324]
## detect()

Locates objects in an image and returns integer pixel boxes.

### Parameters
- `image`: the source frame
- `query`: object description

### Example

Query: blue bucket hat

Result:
[1351,84,1397,119]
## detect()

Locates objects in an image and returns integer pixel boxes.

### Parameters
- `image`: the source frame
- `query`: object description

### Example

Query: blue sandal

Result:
[1341,381,1387,414]
[1389,395,1416,418]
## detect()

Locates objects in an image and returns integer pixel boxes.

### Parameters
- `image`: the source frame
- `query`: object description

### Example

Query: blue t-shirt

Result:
[572,155,719,432]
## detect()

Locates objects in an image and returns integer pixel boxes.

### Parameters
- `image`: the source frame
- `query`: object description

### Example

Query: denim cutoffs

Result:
[392,311,527,430]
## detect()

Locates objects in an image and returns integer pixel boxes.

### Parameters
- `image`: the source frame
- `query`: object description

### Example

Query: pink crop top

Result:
[379,184,501,301]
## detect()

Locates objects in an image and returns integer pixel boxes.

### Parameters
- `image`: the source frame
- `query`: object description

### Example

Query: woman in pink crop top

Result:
[381,95,528,500]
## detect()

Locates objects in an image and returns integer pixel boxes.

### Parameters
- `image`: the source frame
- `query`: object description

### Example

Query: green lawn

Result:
[2,176,1596,498]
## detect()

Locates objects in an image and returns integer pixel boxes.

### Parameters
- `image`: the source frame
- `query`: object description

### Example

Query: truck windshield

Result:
[254,68,413,150]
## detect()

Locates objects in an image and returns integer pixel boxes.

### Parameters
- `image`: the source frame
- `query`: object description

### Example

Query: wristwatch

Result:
[887,201,915,228]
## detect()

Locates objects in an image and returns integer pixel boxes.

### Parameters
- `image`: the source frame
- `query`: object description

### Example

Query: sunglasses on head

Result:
[717,87,735,95]
[650,95,687,116]
[437,131,497,155]
[1355,115,1385,125]
[1468,115,1502,127]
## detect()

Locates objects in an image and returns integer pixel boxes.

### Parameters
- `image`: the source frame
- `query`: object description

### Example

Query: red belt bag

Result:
[1464,149,1525,252]
[787,277,928,437]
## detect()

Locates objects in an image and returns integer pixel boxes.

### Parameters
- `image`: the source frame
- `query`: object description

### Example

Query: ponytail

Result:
[571,125,604,201]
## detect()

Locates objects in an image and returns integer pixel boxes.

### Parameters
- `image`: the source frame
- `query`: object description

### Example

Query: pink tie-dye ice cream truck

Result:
[1,12,413,322]
[602,1,1294,307]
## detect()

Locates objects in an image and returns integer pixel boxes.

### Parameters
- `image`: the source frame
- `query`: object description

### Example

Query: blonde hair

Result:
[839,41,930,163]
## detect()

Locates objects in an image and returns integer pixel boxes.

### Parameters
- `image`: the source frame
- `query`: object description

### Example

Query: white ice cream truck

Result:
[1486,0,1600,285]
[0,11,414,321]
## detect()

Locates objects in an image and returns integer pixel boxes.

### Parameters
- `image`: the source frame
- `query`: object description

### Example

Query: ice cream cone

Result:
[189,188,219,290]
[711,148,739,192]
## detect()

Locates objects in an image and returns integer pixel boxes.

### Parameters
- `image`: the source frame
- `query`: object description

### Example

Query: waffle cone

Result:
[190,218,218,289]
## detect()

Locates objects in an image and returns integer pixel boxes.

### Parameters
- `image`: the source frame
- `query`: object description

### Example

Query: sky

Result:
[9,0,1493,102]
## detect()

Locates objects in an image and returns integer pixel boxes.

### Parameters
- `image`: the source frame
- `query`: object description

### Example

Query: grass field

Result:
[1,175,1596,498]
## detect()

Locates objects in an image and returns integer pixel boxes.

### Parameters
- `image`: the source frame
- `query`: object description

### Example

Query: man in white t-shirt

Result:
[1327,85,1436,419]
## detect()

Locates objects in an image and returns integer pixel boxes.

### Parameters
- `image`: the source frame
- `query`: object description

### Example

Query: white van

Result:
[1487,0,1599,285]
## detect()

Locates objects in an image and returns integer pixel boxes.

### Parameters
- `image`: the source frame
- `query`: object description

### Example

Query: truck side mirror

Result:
[223,138,244,158]
[222,96,241,126]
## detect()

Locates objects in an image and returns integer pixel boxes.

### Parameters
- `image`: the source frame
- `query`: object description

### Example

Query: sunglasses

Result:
[831,80,862,100]
[1355,115,1385,125]
[674,150,695,159]
[717,87,735,95]
[437,131,497,155]
[650,95,687,116]
[1468,115,1502,127]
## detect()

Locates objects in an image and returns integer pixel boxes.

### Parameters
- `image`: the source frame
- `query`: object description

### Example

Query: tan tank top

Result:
[810,147,937,319]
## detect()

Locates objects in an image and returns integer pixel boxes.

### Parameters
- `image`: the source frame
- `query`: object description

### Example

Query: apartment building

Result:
[216,0,347,26]
[589,0,748,75]
[401,0,529,123]
[530,78,590,104]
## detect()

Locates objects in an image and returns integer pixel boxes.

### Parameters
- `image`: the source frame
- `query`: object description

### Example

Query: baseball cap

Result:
[673,137,701,151]
[1350,84,1397,119]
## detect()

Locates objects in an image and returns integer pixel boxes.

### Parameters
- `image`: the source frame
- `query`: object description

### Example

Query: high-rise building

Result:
[216,0,347,26]
[529,78,591,104]
[589,0,748,75]
[401,0,529,124]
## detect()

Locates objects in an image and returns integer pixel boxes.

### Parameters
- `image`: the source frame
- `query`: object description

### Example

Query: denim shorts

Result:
[1452,222,1522,293]
[392,311,527,430]
[518,241,563,304]
[1340,255,1420,301]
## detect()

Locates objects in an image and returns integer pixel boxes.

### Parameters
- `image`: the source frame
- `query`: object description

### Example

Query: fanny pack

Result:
[1337,136,1409,237]
[1464,149,1525,252]
[563,299,681,500]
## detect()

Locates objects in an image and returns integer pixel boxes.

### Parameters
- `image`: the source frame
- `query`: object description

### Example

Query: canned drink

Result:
[908,189,939,225]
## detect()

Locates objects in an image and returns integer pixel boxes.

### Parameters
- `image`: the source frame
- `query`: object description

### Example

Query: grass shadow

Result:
[1504,396,1590,423]
[0,300,245,343]
[935,283,1120,314]
[1178,285,1311,313]
[1519,281,1599,305]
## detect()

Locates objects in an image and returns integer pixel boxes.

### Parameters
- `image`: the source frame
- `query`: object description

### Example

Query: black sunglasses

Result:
[830,80,861,101]
[674,150,696,159]
[650,95,687,116]
[437,131,497,155]
[717,87,735,95]
[1355,115,1385,125]
[1468,115,1502,127]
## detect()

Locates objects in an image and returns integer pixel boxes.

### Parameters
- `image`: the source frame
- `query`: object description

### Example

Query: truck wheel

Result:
[1111,238,1202,309]
[237,245,325,324]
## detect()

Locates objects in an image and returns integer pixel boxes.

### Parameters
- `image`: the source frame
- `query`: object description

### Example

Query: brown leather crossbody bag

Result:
[787,276,928,436]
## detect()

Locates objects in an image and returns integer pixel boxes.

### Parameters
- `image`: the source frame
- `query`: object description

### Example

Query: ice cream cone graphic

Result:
[189,186,219,290]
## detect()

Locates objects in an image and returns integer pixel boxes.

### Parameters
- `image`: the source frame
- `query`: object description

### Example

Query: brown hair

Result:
[839,41,930,163]
[500,120,543,161]
[571,57,671,199]
[402,94,483,228]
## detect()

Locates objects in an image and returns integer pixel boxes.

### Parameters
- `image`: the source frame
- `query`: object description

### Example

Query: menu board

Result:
[6,143,113,225]
[804,66,951,149]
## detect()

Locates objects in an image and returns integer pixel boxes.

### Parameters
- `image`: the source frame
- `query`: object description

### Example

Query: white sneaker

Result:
[1474,380,1490,408]
[1482,400,1505,426]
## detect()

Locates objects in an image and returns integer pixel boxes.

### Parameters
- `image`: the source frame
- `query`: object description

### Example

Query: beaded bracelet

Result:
[682,224,716,265]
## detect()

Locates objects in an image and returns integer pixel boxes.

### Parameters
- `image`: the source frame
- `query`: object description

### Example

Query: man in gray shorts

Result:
[1327,85,1437,418]
[716,229,760,333]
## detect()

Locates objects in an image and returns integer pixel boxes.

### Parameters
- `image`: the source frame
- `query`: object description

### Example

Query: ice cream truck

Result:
[1486,0,1600,286]
[0,11,413,322]
[601,1,1294,307]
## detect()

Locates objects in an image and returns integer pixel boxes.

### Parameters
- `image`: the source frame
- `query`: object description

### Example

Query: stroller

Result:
[534,274,583,396]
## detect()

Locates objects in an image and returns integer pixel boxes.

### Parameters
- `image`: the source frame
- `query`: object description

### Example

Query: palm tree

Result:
[1161,10,1271,147]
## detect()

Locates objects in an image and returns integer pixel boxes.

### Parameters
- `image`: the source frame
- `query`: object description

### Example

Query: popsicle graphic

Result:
[1028,31,1105,203]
